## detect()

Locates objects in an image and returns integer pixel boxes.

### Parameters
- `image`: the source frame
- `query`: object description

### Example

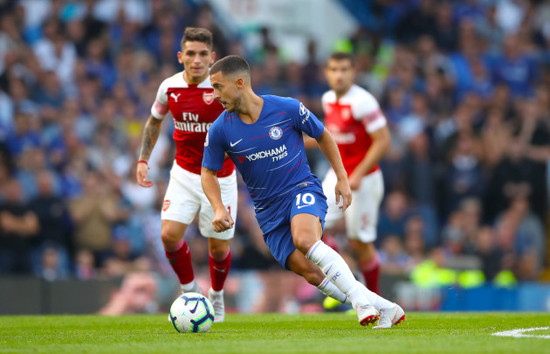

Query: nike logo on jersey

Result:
[296,204,312,209]
[170,92,181,102]
[230,139,243,147]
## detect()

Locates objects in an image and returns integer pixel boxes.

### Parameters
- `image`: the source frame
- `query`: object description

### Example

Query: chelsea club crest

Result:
[269,126,283,140]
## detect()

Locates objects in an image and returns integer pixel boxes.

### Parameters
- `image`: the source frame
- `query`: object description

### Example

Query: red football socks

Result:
[165,240,195,285]
[209,249,231,291]
[361,254,380,295]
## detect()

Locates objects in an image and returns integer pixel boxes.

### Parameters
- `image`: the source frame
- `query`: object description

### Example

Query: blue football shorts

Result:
[256,180,327,269]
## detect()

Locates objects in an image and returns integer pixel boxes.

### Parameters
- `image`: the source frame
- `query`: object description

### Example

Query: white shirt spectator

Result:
[93,0,152,24]
[33,38,77,89]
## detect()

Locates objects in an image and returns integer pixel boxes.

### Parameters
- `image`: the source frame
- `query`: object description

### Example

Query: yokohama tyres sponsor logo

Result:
[245,144,287,161]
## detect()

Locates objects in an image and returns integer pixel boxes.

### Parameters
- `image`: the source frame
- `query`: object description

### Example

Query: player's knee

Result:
[209,242,229,260]
[160,228,181,246]
[293,235,317,255]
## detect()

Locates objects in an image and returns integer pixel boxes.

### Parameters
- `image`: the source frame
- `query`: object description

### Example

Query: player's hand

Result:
[212,208,234,232]
[136,162,154,188]
[335,178,352,211]
[348,173,362,191]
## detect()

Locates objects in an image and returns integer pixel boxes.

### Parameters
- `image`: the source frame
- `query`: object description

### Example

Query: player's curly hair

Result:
[181,27,213,50]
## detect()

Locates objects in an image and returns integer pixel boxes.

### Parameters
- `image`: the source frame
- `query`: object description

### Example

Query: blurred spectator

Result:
[379,235,410,275]
[395,0,436,45]
[476,4,505,54]
[494,196,546,281]
[473,226,503,281]
[490,33,538,97]
[75,248,96,280]
[69,171,123,267]
[399,127,435,206]
[442,133,485,218]
[34,245,69,281]
[32,18,77,88]
[485,137,539,222]
[378,190,410,240]
[0,178,39,274]
[30,169,72,275]
[98,271,158,315]
[433,1,458,53]
[194,3,229,58]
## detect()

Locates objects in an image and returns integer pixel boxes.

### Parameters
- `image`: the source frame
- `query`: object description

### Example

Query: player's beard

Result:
[334,81,353,97]
[228,95,243,114]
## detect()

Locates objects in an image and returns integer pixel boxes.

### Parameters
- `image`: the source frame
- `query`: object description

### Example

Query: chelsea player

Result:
[201,55,404,328]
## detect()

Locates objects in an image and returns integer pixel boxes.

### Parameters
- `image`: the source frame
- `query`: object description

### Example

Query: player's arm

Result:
[303,134,319,149]
[201,167,234,232]
[348,125,390,190]
[315,129,352,211]
[136,115,163,187]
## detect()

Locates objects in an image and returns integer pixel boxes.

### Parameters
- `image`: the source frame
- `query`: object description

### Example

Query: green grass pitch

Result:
[1,312,549,353]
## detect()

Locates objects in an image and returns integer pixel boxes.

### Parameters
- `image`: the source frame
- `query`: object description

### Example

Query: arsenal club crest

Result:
[203,91,215,105]
[163,200,171,211]
[341,108,351,120]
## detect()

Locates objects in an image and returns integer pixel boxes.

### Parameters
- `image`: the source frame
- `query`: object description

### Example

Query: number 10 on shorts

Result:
[296,193,315,209]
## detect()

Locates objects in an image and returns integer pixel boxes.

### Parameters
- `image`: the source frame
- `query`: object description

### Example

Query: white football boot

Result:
[208,288,225,323]
[373,304,405,329]
[183,281,203,296]
[355,304,380,326]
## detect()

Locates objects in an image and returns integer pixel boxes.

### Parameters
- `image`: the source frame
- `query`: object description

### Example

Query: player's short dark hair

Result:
[210,55,250,77]
[328,52,354,66]
[181,27,213,50]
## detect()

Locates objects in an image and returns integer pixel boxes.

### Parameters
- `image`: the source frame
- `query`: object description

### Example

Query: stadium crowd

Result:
[0,0,549,306]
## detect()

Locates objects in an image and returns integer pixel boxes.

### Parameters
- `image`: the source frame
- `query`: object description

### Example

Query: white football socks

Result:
[306,241,370,307]
[356,281,394,310]
[317,277,351,305]
[181,280,201,294]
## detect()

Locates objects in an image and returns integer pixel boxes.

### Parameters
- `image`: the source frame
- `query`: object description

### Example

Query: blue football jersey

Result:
[203,95,325,207]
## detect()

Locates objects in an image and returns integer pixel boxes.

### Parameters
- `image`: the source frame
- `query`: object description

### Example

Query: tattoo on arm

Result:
[139,116,163,160]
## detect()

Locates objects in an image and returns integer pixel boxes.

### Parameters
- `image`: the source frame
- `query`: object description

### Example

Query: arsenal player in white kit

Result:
[321,52,391,295]
[136,28,236,322]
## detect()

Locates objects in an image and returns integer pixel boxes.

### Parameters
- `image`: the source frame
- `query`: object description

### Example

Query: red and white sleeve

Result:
[151,81,169,119]
[353,91,387,133]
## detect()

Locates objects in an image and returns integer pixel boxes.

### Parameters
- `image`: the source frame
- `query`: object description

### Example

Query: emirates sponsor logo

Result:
[173,121,212,132]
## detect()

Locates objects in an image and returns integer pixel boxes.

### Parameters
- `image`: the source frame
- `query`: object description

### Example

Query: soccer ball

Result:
[169,292,215,333]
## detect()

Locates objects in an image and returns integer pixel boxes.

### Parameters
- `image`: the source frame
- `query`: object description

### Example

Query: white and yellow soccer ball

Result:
[169,292,215,333]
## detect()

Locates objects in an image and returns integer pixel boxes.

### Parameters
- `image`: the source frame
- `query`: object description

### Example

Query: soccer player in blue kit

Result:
[201,55,405,328]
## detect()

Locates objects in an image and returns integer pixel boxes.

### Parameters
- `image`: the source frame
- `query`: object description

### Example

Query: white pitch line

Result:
[492,327,550,339]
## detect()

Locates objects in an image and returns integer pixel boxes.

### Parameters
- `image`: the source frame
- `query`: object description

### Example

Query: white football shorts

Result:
[322,168,384,243]
[161,162,237,240]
